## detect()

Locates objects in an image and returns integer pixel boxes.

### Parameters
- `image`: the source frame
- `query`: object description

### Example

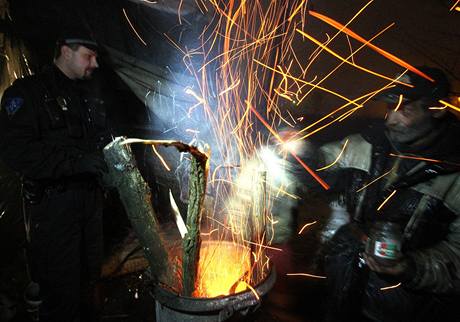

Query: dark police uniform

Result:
[0,65,110,322]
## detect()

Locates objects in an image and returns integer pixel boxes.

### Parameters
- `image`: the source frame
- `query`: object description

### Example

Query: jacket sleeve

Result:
[406,214,460,294]
[405,173,460,294]
[0,80,80,180]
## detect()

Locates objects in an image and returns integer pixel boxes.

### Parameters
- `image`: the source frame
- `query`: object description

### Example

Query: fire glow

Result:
[193,241,252,298]
[154,0,435,297]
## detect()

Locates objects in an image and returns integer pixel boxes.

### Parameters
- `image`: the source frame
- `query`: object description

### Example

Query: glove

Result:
[73,152,108,177]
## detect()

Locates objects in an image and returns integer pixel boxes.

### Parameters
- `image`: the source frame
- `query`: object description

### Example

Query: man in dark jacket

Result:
[0,28,110,322]
[319,67,460,322]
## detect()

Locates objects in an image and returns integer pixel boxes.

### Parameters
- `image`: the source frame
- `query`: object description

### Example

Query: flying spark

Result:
[380,282,401,291]
[316,139,349,171]
[298,221,318,235]
[122,8,147,46]
[377,190,397,211]
[287,273,327,279]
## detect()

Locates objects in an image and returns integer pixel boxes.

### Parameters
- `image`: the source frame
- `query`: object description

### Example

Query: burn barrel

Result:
[151,268,275,321]
[150,241,276,322]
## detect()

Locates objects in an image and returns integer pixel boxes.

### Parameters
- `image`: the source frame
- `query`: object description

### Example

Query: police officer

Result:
[0,27,110,322]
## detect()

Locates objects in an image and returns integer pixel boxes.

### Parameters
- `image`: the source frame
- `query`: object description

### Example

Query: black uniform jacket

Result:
[0,65,108,182]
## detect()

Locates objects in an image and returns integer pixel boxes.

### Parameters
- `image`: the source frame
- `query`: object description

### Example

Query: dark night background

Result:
[1,0,459,321]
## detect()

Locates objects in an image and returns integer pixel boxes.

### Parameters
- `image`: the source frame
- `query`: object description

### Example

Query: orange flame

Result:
[194,242,251,298]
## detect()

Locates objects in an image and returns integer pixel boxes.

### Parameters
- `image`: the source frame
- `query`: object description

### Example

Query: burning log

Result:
[182,150,208,296]
[103,137,170,282]
[106,138,209,295]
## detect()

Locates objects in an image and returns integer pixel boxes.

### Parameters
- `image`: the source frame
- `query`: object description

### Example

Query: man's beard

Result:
[81,68,95,80]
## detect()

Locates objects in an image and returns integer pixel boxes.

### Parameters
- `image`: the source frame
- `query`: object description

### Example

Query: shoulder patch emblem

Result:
[4,97,24,117]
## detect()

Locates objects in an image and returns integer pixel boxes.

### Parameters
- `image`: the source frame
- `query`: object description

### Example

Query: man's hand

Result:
[73,152,108,177]
[363,253,409,276]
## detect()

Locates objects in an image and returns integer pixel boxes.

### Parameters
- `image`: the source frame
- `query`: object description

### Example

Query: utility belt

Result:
[22,175,97,205]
